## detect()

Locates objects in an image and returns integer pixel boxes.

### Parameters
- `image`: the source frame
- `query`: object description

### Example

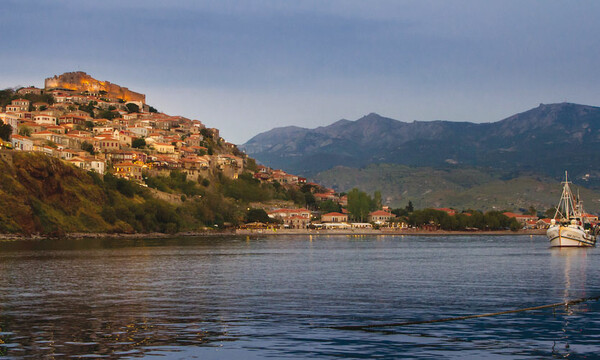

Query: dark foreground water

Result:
[1,235,599,359]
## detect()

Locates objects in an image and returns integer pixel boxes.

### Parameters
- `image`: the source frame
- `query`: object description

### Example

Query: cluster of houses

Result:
[5,84,596,232]
[0,86,245,181]
[253,165,307,185]
[253,206,404,230]
[253,165,354,205]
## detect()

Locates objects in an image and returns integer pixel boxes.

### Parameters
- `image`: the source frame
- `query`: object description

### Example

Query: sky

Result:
[1,0,599,144]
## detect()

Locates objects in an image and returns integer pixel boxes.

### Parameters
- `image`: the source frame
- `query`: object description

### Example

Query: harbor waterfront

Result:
[1,235,599,359]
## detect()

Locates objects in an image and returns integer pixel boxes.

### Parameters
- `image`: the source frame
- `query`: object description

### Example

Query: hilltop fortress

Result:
[45,71,146,103]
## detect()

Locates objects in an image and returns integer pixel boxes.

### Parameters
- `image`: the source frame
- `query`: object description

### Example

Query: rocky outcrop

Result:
[45,71,146,103]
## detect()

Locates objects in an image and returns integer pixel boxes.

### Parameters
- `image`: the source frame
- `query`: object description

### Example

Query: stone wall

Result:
[45,72,146,103]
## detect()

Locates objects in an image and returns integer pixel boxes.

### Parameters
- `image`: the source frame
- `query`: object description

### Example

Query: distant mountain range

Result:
[241,103,600,188]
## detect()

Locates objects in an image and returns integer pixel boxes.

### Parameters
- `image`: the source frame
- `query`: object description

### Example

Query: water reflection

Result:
[0,235,599,359]
[548,248,592,358]
[0,238,238,358]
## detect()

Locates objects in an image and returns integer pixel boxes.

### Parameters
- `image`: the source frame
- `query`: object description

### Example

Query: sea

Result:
[0,234,599,359]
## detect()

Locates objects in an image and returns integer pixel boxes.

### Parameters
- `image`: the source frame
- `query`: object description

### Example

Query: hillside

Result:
[0,150,322,235]
[0,151,242,234]
[241,103,600,188]
[313,164,600,213]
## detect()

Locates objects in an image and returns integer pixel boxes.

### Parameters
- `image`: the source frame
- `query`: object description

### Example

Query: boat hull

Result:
[547,225,596,247]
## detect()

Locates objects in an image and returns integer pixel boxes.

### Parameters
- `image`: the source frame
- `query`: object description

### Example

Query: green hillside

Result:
[0,151,306,235]
[313,164,600,213]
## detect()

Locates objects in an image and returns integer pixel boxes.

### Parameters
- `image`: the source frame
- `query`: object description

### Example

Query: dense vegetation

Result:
[0,123,12,141]
[315,164,600,213]
[0,152,529,234]
[404,208,521,231]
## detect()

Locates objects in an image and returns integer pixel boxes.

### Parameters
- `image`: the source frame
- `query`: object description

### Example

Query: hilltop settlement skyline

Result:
[0,72,411,234]
[2,71,589,235]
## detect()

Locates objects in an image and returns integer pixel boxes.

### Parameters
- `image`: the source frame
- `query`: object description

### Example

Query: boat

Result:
[547,172,597,247]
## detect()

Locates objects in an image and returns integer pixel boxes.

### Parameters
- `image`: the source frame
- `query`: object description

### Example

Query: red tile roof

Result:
[369,210,394,216]
[322,212,346,217]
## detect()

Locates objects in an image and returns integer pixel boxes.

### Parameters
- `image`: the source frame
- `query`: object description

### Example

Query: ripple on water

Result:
[0,235,599,359]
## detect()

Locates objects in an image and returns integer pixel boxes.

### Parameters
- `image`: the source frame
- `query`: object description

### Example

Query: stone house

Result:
[502,212,538,224]
[11,99,31,111]
[268,208,311,221]
[285,215,310,229]
[114,162,143,181]
[17,86,42,95]
[95,135,121,152]
[321,212,348,223]
[33,114,58,126]
[368,210,396,224]
[153,142,175,154]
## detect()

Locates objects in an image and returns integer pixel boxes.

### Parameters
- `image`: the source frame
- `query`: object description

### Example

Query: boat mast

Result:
[565,171,570,219]
[554,171,576,220]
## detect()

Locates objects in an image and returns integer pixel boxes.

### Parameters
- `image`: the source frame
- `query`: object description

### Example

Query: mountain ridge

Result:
[241,102,600,187]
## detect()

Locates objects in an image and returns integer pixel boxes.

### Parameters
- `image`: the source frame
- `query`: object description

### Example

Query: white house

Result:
[11,134,33,151]
[33,114,58,125]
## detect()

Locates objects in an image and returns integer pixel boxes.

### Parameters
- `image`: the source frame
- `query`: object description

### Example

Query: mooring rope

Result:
[328,295,600,331]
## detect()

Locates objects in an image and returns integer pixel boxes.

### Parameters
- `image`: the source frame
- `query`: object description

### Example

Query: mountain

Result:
[241,103,600,187]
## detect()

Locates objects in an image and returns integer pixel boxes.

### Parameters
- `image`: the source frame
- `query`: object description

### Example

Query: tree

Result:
[19,125,31,137]
[245,157,258,172]
[132,138,146,149]
[79,102,96,117]
[201,128,211,139]
[406,200,414,213]
[347,188,372,222]
[392,207,408,217]
[318,199,341,213]
[81,141,95,155]
[98,110,117,120]
[246,208,271,223]
[304,192,316,209]
[373,190,382,210]
[126,103,140,113]
[528,206,537,216]
[0,88,15,107]
[0,122,12,141]
[45,140,58,149]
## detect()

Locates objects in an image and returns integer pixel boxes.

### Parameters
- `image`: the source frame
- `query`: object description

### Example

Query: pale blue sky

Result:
[1,0,599,143]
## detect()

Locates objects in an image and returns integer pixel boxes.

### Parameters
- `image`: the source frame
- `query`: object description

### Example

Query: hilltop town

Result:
[0,72,404,234]
[1,72,247,182]
[0,72,578,235]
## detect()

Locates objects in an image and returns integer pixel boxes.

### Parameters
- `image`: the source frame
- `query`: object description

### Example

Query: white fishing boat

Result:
[547,172,597,247]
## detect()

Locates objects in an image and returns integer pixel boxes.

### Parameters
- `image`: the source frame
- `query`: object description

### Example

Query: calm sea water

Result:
[0,235,599,359]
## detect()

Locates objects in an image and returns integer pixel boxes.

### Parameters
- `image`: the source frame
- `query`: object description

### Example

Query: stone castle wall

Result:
[45,72,146,103]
